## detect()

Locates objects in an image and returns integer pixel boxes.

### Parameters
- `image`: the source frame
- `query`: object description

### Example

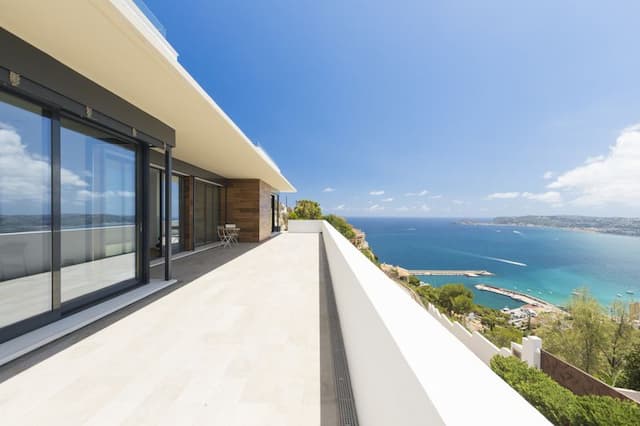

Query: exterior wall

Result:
[259,180,275,241]
[226,179,275,242]
[540,350,633,402]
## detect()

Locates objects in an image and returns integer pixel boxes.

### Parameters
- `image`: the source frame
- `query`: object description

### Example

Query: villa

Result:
[0,1,550,424]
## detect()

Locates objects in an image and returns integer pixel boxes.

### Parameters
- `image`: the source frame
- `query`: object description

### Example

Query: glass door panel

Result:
[149,167,162,259]
[60,118,137,302]
[194,180,220,247]
[0,92,52,327]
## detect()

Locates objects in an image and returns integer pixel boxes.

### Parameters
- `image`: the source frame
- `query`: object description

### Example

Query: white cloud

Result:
[487,192,520,200]
[396,206,409,212]
[369,190,385,195]
[543,171,554,180]
[584,155,605,165]
[0,124,87,204]
[548,124,640,206]
[420,203,431,212]
[381,197,394,202]
[429,194,443,199]
[452,199,464,205]
[369,204,384,211]
[335,204,345,210]
[322,187,335,192]
[76,190,135,201]
[522,191,563,204]
[405,189,429,196]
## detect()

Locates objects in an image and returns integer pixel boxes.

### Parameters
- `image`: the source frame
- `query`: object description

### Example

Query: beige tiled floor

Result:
[0,233,321,425]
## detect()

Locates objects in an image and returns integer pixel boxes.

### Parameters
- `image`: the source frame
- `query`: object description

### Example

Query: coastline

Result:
[474,283,564,314]
[460,220,640,239]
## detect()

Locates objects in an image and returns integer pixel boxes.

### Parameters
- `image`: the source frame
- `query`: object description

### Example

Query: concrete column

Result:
[522,336,542,369]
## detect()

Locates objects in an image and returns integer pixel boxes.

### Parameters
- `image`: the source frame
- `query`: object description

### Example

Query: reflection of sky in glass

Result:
[0,94,50,219]
[172,176,180,220]
[61,123,136,225]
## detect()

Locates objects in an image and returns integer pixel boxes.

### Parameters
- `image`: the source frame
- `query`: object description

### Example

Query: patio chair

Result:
[217,226,232,248]
[225,224,240,245]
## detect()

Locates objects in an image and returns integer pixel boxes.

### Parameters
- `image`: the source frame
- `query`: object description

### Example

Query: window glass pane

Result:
[194,180,220,246]
[0,92,52,327]
[149,167,162,258]
[170,175,181,251]
[195,180,206,246]
[60,118,136,302]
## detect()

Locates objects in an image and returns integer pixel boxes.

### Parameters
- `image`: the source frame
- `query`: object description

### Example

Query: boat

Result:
[617,293,623,298]
[626,290,635,295]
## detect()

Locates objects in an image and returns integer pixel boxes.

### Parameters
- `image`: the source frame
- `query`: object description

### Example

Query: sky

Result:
[145,0,640,217]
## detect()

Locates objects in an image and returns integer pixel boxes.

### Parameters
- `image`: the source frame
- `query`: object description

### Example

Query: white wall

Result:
[287,220,323,233]
[291,220,549,425]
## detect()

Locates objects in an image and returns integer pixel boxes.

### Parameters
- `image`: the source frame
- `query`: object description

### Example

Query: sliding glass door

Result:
[60,118,137,303]
[149,168,184,258]
[0,92,52,328]
[194,179,220,246]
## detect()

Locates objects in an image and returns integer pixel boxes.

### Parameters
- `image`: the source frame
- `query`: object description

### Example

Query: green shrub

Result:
[323,214,356,240]
[289,200,322,219]
[490,356,640,425]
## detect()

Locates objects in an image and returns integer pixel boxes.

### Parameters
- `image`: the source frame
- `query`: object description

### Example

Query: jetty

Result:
[475,284,562,313]
[408,269,494,277]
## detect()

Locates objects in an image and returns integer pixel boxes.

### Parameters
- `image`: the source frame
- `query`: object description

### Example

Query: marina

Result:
[408,269,494,277]
[475,284,563,313]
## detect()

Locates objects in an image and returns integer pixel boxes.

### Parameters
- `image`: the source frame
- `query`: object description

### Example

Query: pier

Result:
[474,284,562,313]
[408,269,494,277]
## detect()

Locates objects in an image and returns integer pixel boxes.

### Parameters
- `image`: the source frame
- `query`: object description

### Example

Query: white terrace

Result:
[0,224,549,425]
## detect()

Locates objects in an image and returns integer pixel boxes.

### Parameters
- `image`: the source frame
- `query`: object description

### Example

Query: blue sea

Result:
[348,217,640,310]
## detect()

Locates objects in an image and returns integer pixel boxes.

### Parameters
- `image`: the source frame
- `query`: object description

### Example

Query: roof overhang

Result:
[0,0,295,192]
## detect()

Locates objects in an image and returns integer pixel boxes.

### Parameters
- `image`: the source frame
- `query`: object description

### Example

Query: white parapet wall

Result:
[290,220,549,425]
[287,220,324,233]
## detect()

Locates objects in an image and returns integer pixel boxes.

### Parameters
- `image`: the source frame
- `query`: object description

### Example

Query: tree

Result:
[601,301,635,386]
[451,294,473,316]
[437,284,473,316]
[621,341,640,391]
[538,289,607,375]
[407,275,421,287]
[569,289,607,374]
[290,200,322,219]
[324,214,356,240]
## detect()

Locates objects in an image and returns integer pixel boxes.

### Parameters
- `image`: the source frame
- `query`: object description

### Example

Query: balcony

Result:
[0,222,548,424]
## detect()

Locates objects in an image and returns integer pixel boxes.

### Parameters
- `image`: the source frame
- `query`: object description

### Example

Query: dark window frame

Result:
[0,84,152,343]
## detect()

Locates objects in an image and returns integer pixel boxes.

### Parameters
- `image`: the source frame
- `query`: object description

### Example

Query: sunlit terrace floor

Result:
[0,233,340,425]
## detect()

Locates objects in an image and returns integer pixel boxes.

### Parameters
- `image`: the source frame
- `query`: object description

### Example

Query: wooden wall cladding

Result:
[259,180,275,241]
[226,179,274,242]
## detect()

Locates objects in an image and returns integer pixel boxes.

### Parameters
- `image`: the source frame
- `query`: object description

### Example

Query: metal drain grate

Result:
[319,237,359,426]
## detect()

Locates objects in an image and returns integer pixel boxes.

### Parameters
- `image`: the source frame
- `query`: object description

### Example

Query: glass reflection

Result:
[60,118,136,302]
[0,92,52,327]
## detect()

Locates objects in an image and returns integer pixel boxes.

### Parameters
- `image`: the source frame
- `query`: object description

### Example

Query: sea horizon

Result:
[348,216,640,310]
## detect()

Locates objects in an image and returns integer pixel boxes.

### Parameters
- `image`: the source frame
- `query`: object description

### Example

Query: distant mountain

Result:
[489,215,640,237]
